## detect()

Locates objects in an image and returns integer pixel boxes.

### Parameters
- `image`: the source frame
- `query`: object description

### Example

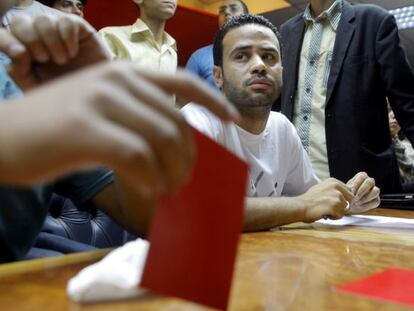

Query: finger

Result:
[357,186,380,205]
[112,63,195,166]
[347,172,368,194]
[363,196,381,210]
[57,14,80,59]
[94,80,194,193]
[355,177,375,201]
[9,15,50,63]
[84,117,164,197]
[0,27,27,61]
[136,68,240,121]
[351,196,380,213]
[329,178,355,202]
[74,16,112,60]
[107,65,196,186]
[33,15,70,65]
[0,28,32,84]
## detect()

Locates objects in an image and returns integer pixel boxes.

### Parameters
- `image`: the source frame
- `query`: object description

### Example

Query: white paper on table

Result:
[316,215,414,229]
[67,238,149,303]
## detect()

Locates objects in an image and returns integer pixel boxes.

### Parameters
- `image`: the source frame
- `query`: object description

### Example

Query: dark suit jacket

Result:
[280,1,414,193]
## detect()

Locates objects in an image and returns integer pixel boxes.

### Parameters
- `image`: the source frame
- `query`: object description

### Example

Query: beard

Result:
[222,72,281,120]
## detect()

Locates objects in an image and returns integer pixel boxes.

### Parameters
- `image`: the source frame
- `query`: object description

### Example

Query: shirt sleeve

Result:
[4,77,22,99]
[186,50,202,76]
[0,55,23,100]
[181,103,221,140]
[282,121,319,196]
[53,168,114,207]
[97,29,118,60]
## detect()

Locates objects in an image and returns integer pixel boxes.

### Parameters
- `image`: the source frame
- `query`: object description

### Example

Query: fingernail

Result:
[7,44,25,56]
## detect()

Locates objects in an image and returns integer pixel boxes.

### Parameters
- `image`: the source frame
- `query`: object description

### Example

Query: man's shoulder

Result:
[181,102,215,120]
[268,111,298,138]
[181,103,224,139]
[196,45,213,53]
[346,3,393,30]
[190,45,213,58]
[98,25,131,36]
[281,13,304,32]
[351,3,389,17]
[269,111,293,127]
[181,102,223,127]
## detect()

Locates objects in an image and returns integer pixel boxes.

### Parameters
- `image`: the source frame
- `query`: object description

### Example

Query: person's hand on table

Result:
[299,178,355,222]
[346,172,380,214]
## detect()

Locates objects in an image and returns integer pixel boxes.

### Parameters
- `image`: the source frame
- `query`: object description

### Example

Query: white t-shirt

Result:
[181,103,319,197]
[3,1,63,28]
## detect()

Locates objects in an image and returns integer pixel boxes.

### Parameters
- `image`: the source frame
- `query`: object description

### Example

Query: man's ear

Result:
[213,66,223,89]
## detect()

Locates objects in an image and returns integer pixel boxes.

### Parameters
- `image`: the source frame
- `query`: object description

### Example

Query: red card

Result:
[141,128,249,310]
[337,268,414,307]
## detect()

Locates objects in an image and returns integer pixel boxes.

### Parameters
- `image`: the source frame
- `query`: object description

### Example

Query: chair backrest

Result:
[42,193,136,248]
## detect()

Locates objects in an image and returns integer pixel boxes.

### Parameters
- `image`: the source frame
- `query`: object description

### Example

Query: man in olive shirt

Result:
[98,0,177,73]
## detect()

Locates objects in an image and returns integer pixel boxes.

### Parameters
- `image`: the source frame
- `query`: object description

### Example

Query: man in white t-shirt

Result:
[3,0,62,28]
[182,14,380,231]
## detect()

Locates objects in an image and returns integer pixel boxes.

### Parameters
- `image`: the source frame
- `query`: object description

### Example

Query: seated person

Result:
[182,15,380,231]
[0,11,237,262]
[38,0,86,17]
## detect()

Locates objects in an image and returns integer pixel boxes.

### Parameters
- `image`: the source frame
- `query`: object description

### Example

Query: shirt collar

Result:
[303,0,343,30]
[131,18,177,51]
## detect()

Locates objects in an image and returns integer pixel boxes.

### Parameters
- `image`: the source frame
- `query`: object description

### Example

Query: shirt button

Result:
[303,115,308,121]
[310,60,315,65]
[306,87,311,93]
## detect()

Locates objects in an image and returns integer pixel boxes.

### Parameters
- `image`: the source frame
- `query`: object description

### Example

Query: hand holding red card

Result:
[141,128,249,310]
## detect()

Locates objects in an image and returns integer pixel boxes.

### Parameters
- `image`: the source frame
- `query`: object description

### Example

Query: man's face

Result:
[0,0,16,17]
[134,0,177,21]
[214,24,283,116]
[218,0,245,28]
[53,0,85,17]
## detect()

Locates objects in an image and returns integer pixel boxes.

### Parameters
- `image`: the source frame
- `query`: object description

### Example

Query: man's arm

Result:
[243,178,354,231]
[185,50,202,77]
[244,172,380,232]
[90,180,155,237]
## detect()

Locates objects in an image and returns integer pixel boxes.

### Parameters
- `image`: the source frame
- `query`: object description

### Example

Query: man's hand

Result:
[299,178,355,222]
[0,61,238,195]
[346,172,380,214]
[0,14,109,90]
[389,110,401,138]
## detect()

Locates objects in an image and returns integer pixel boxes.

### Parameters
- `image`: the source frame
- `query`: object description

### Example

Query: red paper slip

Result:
[337,268,414,307]
[141,128,249,310]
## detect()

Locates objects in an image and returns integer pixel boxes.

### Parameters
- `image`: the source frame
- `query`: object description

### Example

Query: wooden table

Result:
[0,208,413,311]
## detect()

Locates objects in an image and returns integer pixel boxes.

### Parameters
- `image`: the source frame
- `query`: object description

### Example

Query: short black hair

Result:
[39,0,88,7]
[213,14,281,67]
[238,0,249,14]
